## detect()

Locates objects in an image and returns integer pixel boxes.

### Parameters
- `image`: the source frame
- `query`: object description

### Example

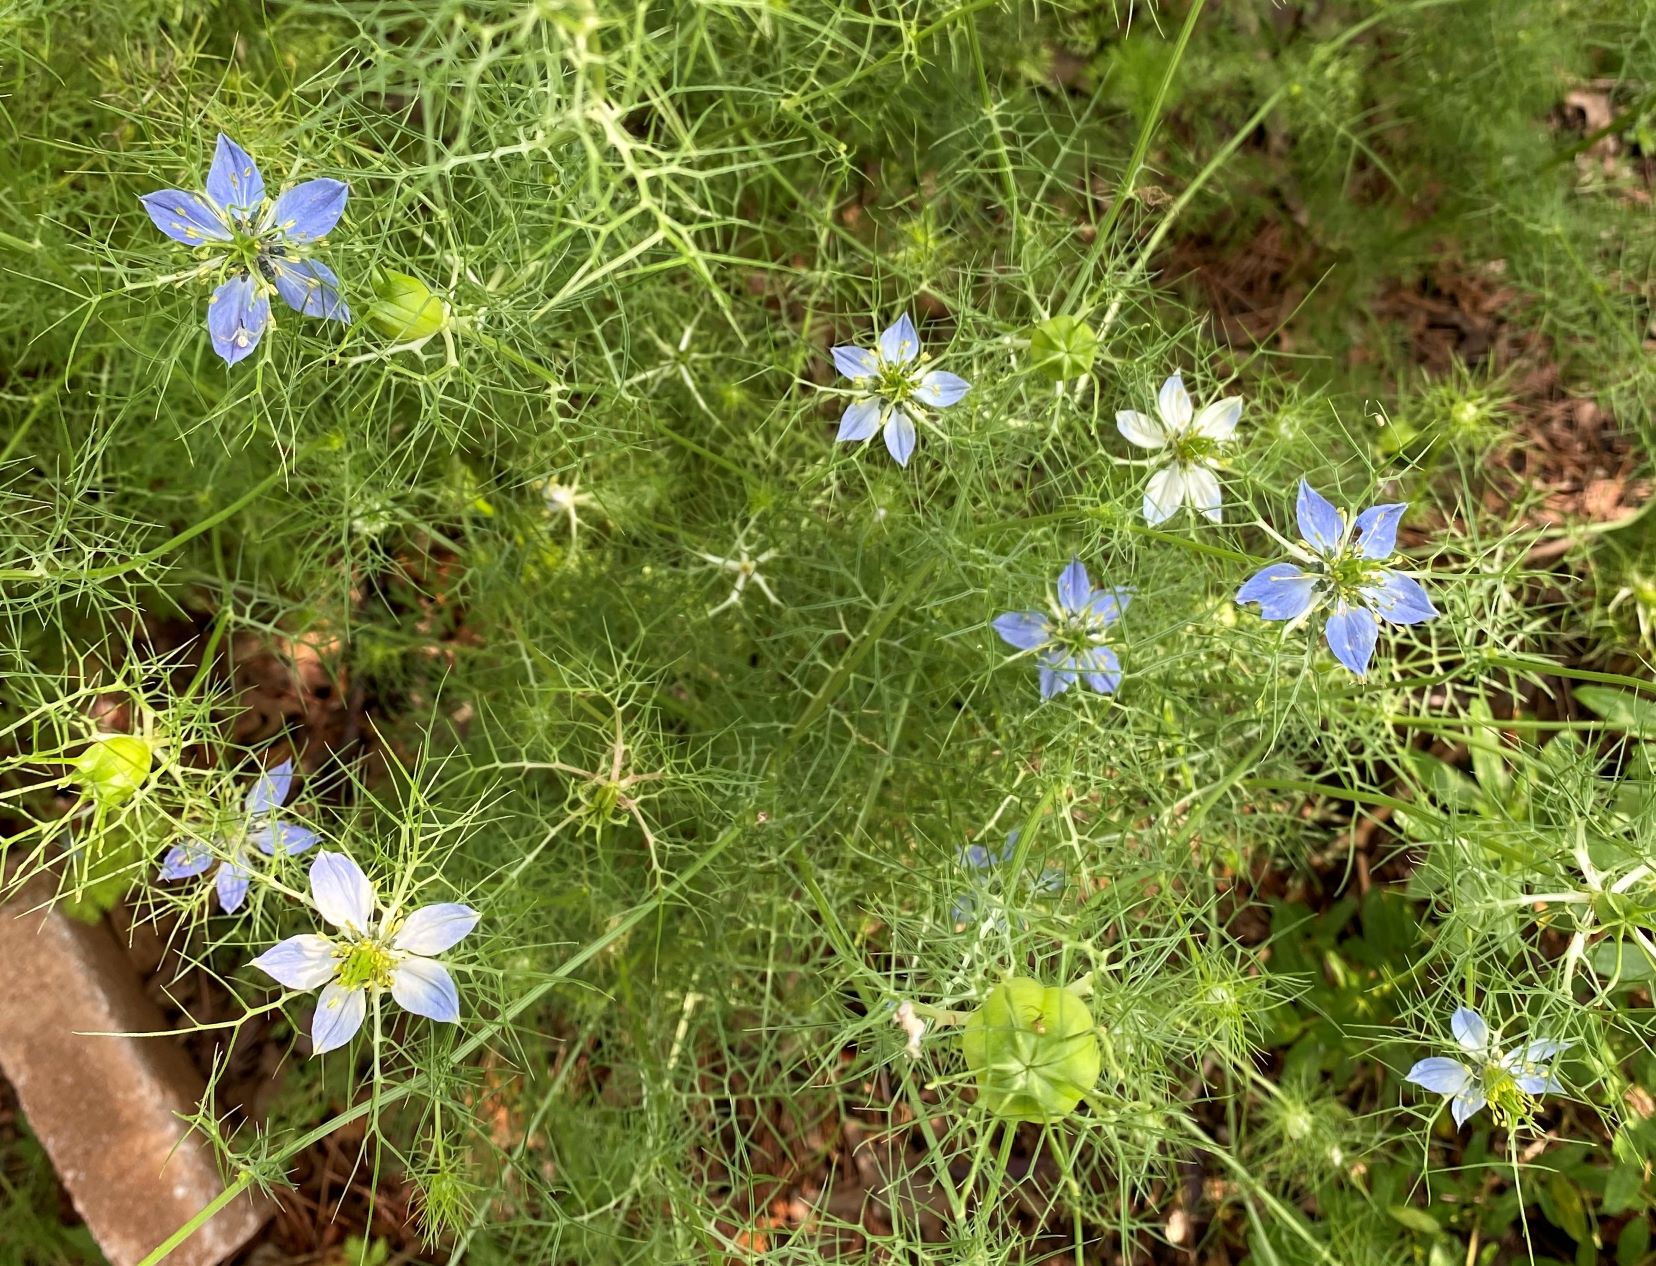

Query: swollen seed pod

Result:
[367,271,448,342]
[961,977,1102,1122]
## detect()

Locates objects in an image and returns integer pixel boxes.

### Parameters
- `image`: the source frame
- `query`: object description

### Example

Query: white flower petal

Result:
[1451,1007,1490,1055]
[392,903,480,955]
[1144,465,1188,525]
[391,956,460,1023]
[1157,373,1193,433]
[311,982,367,1054]
[251,934,338,990]
[310,851,374,933]
[1115,409,1167,450]
[1181,465,1223,522]
[1190,396,1242,442]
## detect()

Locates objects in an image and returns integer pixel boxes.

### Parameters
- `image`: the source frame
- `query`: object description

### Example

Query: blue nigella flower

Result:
[159,759,319,913]
[950,830,1065,926]
[252,851,480,1055]
[141,134,349,365]
[1235,480,1437,676]
[993,558,1129,700]
[1404,1006,1567,1128]
[830,313,970,466]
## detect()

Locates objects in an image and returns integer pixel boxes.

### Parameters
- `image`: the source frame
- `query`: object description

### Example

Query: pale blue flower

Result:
[1404,1006,1567,1128]
[830,313,970,466]
[993,558,1129,699]
[141,134,349,365]
[1236,481,1437,676]
[252,851,479,1055]
[159,758,318,913]
[1116,373,1241,524]
[950,829,1065,925]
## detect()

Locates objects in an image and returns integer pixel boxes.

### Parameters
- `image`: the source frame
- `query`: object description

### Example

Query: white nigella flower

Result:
[1115,373,1242,525]
[1404,1006,1568,1128]
[252,851,480,1055]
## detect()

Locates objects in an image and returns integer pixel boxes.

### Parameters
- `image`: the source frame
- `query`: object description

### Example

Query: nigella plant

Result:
[140,134,349,365]
[159,759,319,913]
[1116,373,1242,524]
[1236,481,1438,676]
[830,314,970,466]
[993,559,1129,700]
[252,852,480,1055]
[1404,1007,1568,1128]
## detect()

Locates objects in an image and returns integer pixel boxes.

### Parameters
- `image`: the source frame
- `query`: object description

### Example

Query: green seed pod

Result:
[961,977,1102,1121]
[71,734,155,806]
[367,271,449,341]
[1026,316,1098,381]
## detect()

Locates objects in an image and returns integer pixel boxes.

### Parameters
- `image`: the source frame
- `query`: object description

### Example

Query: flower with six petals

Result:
[1235,480,1437,676]
[1404,1006,1567,1128]
[252,851,479,1055]
[141,134,349,365]
[1116,373,1242,524]
[993,558,1130,700]
[830,314,970,467]
[158,759,319,913]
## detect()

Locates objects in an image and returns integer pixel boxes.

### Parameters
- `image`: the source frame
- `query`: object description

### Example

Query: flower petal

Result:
[245,759,294,816]
[139,190,231,245]
[311,982,367,1054]
[1295,481,1345,555]
[1190,396,1242,442]
[206,273,270,367]
[266,255,350,323]
[1236,563,1318,623]
[1078,644,1121,694]
[1360,570,1438,626]
[1115,409,1166,450]
[914,370,970,408]
[310,851,374,932]
[252,934,337,990]
[1405,1057,1473,1097]
[1037,651,1076,701]
[1156,373,1193,432]
[1056,558,1091,613]
[1324,603,1379,676]
[158,841,213,880]
[1450,1088,1488,1129]
[251,821,321,858]
[264,178,348,244]
[1506,1038,1570,1067]
[831,345,878,379]
[1181,464,1223,523]
[392,903,481,956]
[215,860,250,913]
[1513,1074,1563,1096]
[1144,465,1188,526]
[835,397,882,443]
[205,135,265,223]
[877,314,920,364]
[993,611,1051,651]
[390,956,460,1023]
[1353,502,1407,559]
[882,409,917,466]
[1086,588,1130,625]
[1451,1007,1490,1054]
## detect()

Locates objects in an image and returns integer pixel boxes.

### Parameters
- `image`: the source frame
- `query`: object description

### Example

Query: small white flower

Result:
[1115,373,1241,525]
[252,851,480,1055]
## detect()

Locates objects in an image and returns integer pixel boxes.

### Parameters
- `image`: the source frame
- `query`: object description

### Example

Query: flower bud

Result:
[71,734,156,806]
[367,271,448,341]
